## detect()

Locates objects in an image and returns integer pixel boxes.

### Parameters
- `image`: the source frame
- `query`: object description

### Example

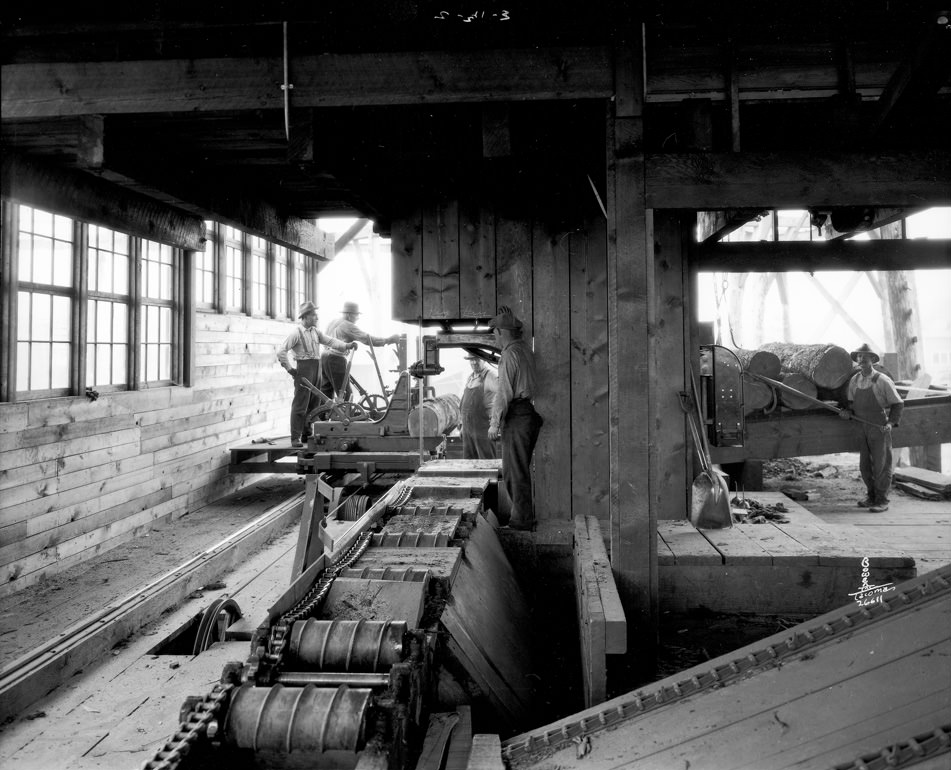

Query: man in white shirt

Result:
[319,301,400,402]
[277,301,356,447]
[839,343,904,512]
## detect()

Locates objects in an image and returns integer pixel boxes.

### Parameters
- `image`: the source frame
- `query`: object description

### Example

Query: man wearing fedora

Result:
[488,306,543,531]
[839,343,904,512]
[460,353,499,460]
[319,301,401,404]
[277,301,356,448]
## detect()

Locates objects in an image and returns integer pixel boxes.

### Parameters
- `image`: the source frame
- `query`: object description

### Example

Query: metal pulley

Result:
[223,683,371,754]
[286,619,408,671]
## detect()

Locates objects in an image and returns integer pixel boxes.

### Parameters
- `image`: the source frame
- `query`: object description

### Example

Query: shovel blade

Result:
[690,472,733,529]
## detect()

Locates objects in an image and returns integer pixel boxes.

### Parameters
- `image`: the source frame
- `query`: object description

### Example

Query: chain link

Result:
[140,682,233,770]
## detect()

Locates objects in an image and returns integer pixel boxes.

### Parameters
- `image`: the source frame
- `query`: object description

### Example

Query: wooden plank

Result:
[320,578,426,628]
[1,47,614,118]
[574,516,606,707]
[446,705,473,770]
[493,181,533,336]
[656,530,677,566]
[531,220,571,521]
[656,520,723,566]
[458,178,496,319]
[386,209,421,323]
[697,524,775,566]
[646,151,951,209]
[568,212,610,524]
[0,492,302,720]
[650,211,690,522]
[423,198,460,319]
[733,521,820,566]
[467,735,504,770]
[894,466,951,495]
[0,152,204,250]
[606,39,656,659]
[699,238,951,272]
[585,517,626,654]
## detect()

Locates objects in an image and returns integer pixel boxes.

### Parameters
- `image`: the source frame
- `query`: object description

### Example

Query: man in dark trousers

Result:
[320,301,400,403]
[460,354,498,459]
[839,343,904,512]
[277,301,356,448]
[488,307,543,530]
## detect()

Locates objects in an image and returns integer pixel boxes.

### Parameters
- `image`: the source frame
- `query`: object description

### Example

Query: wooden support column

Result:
[606,32,657,676]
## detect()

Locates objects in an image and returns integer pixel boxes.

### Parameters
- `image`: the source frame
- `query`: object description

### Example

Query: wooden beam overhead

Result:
[698,238,951,273]
[696,209,767,242]
[1,47,613,119]
[1,152,204,250]
[646,151,951,209]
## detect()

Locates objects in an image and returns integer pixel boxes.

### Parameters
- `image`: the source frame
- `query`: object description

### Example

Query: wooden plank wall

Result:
[0,312,293,597]
[392,187,610,524]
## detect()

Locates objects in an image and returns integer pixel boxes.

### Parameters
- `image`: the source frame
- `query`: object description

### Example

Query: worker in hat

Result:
[277,301,357,447]
[319,301,401,404]
[460,353,499,460]
[839,343,904,512]
[488,306,543,531]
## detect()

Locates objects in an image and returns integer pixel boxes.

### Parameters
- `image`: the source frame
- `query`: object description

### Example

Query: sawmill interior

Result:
[1,2,951,769]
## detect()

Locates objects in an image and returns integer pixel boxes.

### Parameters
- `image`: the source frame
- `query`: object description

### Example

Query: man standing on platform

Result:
[320,301,400,403]
[839,343,904,512]
[488,307,543,531]
[277,301,356,448]
[460,354,499,460]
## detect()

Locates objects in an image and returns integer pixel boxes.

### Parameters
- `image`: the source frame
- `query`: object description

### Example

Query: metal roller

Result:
[223,683,370,753]
[287,619,407,671]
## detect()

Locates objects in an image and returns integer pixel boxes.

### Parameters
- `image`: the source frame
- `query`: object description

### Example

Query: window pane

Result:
[160,344,171,380]
[114,232,129,254]
[33,237,53,284]
[53,238,72,287]
[33,209,53,237]
[31,343,51,390]
[32,293,51,340]
[113,346,127,385]
[98,249,113,293]
[160,264,172,299]
[52,295,71,341]
[159,307,171,342]
[97,301,112,342]
[147,260,159,298]
[51,343,70,388]
[203,273,214,304]
[17,343,30,391]
[113,253,129,295]
[54,215,72,242]
[18,233,33,279]
[113,303,127,342]
[86,343,95,385]
[147,305,160,342]
[147,344,158,381]
[17,292,31,341]
[96,343,111,385]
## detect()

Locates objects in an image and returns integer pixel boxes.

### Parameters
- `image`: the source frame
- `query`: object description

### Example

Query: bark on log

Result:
[743,373,775,414]
[777,373,819,410]
[759,342,854,389]
[731,347,782,378]
[409,394,462,437]
[816,363,895,405]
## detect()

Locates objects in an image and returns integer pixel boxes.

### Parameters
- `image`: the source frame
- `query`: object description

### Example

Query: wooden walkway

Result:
[658,492,918,615]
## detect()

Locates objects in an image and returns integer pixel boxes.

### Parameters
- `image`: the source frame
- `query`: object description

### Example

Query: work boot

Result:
[291,438,304,448]
[869,503,889,512]
[856,498,873,508]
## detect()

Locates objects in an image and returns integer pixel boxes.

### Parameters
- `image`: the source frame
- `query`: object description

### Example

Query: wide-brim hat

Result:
[464,353,482,360]
[298,301,318,319]
[342,301,361,315]
[850,343,880,363]
[488,311,522,330]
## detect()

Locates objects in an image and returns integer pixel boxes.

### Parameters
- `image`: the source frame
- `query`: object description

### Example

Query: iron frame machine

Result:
[147,331,502,770]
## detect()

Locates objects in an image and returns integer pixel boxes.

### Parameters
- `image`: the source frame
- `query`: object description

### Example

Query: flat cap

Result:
[487,311,522,330]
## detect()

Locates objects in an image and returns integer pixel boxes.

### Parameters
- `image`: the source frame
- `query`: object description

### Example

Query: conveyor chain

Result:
[831,724,951,770]
[503,567,951,763]
[140,681,234,770]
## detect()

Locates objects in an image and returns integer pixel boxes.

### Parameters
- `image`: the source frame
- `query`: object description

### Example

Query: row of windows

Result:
[2,204,318,401]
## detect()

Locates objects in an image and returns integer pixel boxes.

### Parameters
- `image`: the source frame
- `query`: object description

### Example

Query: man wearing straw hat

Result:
[277,301,356,448]
[319,301,400,403]
[839,343,904,512]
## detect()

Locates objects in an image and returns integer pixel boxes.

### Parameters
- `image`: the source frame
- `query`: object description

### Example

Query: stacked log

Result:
[742,374,776,414]
[777,373,819,409]
[731,348,782,379]
[758,342,854,390]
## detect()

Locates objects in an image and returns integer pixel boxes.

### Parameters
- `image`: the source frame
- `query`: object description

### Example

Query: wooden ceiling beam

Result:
[698,238,951,273]
[1,152,205,250]
[1,47,613,119]
[646,151,951,209]
[696,209,767,242]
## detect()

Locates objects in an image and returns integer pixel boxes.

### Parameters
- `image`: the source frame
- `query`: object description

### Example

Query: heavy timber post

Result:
[607,29,658,676]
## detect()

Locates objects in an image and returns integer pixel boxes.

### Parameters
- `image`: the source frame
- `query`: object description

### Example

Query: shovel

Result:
[680,374,733,529]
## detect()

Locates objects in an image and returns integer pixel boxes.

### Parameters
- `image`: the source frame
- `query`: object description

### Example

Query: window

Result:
[223,225,244,311]
[250,235,268,315]
[196,220,216,308]
[292,250,307,311]
[16,206,74,396]
[140,239,176,384]
[86,225,130,388]
[274,245,289,318]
